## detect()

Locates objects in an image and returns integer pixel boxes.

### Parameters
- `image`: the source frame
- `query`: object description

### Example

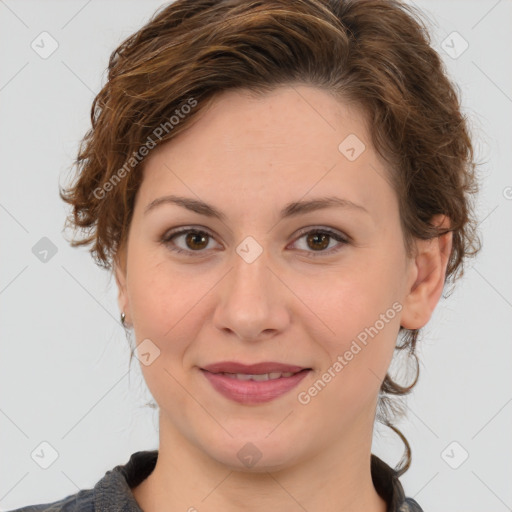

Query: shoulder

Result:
[5,488,94,512]
[6,450,158,512]
[371,454,425,512]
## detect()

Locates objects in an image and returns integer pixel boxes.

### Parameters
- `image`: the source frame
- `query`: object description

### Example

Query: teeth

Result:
[221,371,296,381]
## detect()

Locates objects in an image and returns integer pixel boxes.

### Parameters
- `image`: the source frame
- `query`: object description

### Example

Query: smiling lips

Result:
[200,361,312,404]
[202,361,307,374]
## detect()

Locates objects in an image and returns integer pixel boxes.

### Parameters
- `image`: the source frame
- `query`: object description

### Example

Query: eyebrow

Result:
[144,194,369,221]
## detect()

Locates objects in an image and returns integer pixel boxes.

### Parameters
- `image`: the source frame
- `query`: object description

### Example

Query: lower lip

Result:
[201,369,311,404]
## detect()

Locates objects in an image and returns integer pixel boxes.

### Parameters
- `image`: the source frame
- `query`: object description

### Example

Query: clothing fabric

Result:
[8,450,423,511]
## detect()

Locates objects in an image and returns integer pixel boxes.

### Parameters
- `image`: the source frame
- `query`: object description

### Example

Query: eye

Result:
[161,228,219,256]
[160,226,349,257]
[290,227,349,258]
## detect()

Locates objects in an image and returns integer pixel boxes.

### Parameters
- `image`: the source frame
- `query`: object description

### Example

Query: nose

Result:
[212,246,290,342]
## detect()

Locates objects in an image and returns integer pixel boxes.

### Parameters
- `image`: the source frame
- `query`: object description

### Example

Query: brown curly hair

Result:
[59,0,481,476]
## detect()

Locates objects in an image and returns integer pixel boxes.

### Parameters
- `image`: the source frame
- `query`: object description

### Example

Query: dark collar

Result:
[94,450,421,512]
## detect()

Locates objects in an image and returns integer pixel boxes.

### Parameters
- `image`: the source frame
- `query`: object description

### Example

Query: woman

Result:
[9,0,480,510]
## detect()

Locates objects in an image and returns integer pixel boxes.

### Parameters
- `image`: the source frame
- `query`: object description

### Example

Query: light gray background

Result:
[1,1,511,510]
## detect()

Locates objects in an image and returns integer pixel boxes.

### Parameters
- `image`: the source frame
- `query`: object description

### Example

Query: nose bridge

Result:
[229,236,273,303]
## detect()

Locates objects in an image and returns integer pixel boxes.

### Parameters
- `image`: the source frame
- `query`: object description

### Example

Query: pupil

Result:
[308,232,329,250]
[187,232,208,250]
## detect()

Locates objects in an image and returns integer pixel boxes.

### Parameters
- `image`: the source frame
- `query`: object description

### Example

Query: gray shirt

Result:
[7,450,424,511]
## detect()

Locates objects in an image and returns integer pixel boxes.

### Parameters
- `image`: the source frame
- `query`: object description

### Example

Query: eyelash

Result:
[160,226,349,258]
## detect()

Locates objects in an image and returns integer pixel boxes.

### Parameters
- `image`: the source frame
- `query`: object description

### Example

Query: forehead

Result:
[161,85,369,158]
[136,85,396,222]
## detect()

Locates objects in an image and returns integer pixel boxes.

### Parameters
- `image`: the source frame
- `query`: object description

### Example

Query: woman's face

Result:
[115,85,425,471]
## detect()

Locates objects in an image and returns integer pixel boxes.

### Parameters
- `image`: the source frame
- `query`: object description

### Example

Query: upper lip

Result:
[201,361,309,374]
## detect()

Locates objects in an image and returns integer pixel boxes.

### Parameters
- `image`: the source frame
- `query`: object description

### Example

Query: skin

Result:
[114,85,452,512]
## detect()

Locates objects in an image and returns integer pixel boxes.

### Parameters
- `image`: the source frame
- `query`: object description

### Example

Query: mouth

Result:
[207,370,306,381]
[201,361,310,375]
[199,362,312,404]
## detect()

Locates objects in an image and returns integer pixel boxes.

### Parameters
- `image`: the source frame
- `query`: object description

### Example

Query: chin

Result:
[203,436,304,474]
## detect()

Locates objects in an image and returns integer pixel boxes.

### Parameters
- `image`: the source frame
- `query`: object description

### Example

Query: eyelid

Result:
[289,226,349,257]
[161,225,350,257]
[292,226,351,244]
[161,226,222,255]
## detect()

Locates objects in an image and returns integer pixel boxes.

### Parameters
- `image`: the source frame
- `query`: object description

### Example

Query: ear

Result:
[400,214,453,330]
[113,245,131,326]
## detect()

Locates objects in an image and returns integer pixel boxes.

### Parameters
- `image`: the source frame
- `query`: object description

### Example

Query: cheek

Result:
[306,254,403,395]
[127,243,191,336]
[301,304,399,424]
[317,256,402,337]
[127,262,200,414]
[126,250,214,370]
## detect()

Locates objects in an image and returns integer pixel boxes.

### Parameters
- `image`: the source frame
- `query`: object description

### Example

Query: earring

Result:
[120,311,126,326]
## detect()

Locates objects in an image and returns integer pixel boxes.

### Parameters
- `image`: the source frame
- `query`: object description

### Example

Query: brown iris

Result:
[185,231,209,250]
[306,232,330,251]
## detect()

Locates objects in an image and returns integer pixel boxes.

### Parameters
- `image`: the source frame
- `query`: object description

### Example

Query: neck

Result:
[132,413,388,512]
